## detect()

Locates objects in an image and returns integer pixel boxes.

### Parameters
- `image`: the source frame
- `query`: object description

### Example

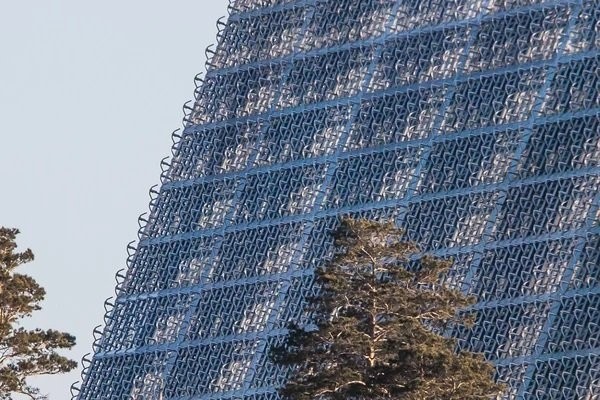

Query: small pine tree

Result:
[0,227,77,400]
[271,218,503,400]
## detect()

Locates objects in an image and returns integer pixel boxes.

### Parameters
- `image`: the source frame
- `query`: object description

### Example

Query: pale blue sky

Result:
[0,1,228,397]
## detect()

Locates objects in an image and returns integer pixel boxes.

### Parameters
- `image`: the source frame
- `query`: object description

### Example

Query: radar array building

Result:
[74,0,600,399]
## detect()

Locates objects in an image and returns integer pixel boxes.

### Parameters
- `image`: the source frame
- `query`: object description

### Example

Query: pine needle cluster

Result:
[0,228,77,400]
[271,218,503,400]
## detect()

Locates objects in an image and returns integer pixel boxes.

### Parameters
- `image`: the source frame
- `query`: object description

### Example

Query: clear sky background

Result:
[0,1,228,397]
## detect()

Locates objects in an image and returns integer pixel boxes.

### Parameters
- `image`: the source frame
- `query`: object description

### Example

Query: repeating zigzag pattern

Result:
[74,0,600,399]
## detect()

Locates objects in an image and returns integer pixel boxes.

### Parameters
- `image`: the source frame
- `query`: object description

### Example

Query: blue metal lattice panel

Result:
[74,0,600,399]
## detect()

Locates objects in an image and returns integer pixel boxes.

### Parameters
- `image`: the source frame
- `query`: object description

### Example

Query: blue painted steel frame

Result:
[74,0,600,399]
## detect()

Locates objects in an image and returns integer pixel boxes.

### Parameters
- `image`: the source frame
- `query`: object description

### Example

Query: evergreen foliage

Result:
[0,227,77,400]
[271,218,503,400]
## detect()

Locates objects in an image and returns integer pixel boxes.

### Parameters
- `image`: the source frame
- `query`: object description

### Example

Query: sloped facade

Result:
[74,0,600,399]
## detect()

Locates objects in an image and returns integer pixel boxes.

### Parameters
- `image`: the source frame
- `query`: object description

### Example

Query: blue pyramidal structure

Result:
[74,0,600,399]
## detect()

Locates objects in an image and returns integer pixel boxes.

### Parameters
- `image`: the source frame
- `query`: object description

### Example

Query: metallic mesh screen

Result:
[74,0,600,399]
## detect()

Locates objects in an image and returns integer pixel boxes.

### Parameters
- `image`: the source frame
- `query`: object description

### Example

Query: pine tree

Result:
[0,227,77,400]
[271,218,503,400]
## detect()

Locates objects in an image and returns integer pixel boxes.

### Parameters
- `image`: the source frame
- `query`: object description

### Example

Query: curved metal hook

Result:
[69,381,80,400]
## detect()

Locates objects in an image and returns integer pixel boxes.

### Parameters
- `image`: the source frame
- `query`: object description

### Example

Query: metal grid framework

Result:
[73,0,600,399]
